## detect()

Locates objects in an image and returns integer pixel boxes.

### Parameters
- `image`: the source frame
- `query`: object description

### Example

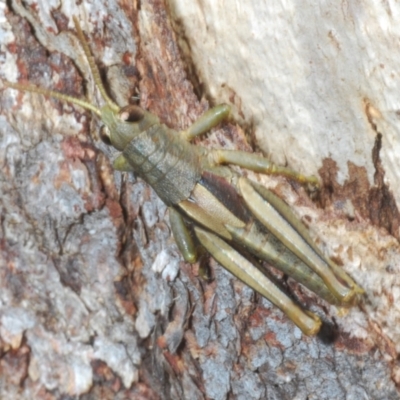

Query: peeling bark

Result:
[1,0,400,399]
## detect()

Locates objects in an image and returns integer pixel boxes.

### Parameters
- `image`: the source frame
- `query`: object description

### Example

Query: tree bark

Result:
[1,0,400,399]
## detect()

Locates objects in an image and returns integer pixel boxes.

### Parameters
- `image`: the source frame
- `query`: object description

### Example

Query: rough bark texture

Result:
[1,0,400,399]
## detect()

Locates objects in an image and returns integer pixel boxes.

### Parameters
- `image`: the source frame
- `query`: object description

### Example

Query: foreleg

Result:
[180,105,231,141]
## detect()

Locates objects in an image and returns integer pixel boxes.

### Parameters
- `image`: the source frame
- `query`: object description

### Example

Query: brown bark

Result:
[0,0,399,399]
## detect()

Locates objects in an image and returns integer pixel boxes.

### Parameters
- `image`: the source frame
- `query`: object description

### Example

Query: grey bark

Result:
[0,0,399,399]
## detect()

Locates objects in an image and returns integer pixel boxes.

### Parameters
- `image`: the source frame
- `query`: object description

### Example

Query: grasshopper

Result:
[2,16,363,336]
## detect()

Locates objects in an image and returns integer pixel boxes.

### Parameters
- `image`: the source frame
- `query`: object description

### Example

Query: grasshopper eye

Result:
[99,125,112,145]
[119,105,144,123]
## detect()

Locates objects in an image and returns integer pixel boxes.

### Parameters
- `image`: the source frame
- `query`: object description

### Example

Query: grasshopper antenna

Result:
[2,16,120,117]
[3,80,102,116]
[72,16,119,113]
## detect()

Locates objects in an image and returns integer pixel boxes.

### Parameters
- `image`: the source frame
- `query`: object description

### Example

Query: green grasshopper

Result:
[2,17,363,335]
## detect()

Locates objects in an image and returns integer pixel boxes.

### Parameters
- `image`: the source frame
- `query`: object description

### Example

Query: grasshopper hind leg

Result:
[237,177,363,305]
[194,226,322,336]
[169,196,323,335]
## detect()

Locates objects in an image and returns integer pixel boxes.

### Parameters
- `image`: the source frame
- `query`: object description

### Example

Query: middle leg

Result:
[210,149,319,186]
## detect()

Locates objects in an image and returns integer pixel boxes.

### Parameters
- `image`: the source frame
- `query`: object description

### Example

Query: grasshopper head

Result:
[3,79,158,153]
[99,104,159,151]
[4,17,159,153]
